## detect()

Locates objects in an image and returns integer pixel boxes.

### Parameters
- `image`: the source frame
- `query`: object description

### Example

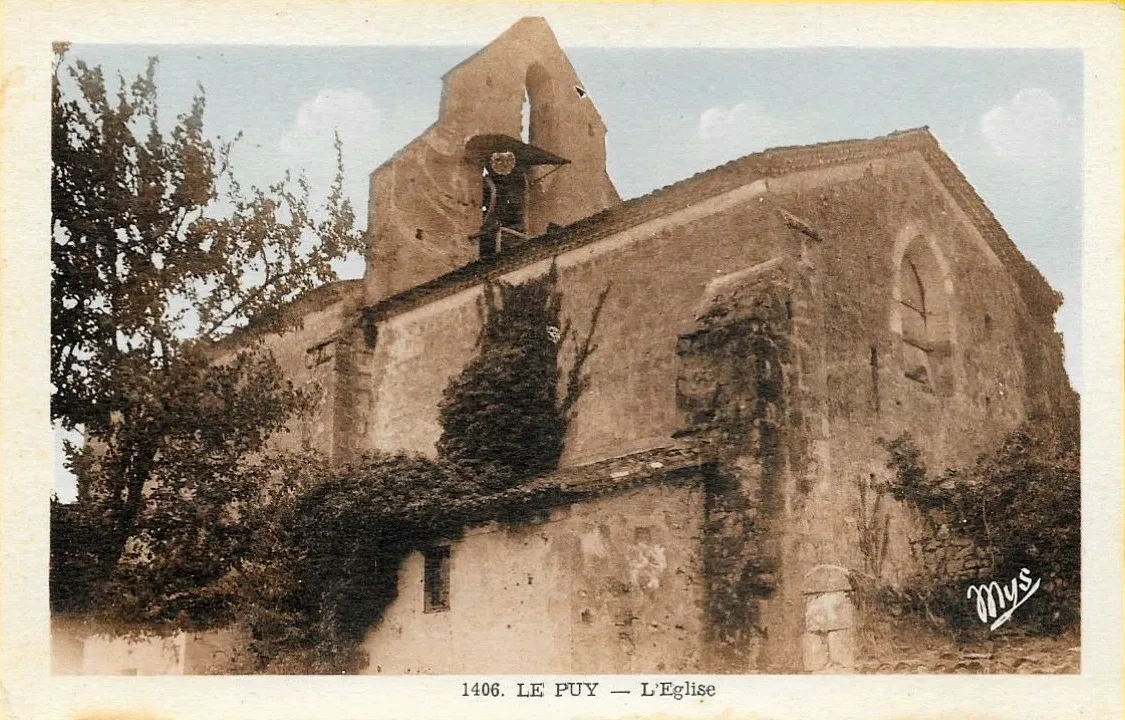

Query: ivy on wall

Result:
[235,454,580,673]
[438,264,608,480]
[675,281,792,671]
[233,266,611,673]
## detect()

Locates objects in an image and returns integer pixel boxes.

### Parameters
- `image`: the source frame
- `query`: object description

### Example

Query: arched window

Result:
[899,258,931,384]
[893,237,953,392]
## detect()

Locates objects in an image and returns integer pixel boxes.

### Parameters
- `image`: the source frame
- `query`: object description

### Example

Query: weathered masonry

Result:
[63,17,1076,674]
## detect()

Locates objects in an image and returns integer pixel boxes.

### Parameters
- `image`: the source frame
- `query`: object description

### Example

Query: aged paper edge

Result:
[1,2,1121,719]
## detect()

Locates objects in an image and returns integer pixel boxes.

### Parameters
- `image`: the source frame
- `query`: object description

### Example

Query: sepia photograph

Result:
[2,1,1122,718]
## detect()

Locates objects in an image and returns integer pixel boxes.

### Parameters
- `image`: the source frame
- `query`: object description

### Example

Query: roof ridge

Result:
[362,125,1058,323]
[363,128,937,321]
[616,126,933,209]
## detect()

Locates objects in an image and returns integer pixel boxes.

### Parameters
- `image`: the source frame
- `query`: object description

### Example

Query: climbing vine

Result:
[235,454,580,673]
[675,281,791,670]
[237,266,610,673]
[855,471,891,587]
[438,264,608,480]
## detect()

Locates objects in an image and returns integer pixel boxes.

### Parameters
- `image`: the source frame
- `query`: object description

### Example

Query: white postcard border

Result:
[1,2,1120,719]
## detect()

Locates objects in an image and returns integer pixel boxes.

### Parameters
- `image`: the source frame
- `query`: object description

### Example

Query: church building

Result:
[64,17,1076,675]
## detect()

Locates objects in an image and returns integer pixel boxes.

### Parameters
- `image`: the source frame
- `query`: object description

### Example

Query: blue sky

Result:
[53,44,1083,499]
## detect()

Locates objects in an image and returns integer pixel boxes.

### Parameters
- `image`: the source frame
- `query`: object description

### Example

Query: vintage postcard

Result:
[1,1,1121,718]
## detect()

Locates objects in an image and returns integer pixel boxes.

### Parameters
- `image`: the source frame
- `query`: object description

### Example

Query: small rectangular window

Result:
[423,546,451,613]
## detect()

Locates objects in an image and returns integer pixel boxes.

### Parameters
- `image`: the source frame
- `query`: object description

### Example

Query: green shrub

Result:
[237,452,579,673]
[50,498,118,615]
[880,415,1080,633]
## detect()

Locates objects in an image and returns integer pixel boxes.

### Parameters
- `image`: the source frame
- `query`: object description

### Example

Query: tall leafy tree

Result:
[50,45,364,625]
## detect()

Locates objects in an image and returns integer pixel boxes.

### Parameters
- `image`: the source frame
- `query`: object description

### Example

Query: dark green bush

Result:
[880,415,1080,633]
[50,498,118,615]
[236,452,579,673]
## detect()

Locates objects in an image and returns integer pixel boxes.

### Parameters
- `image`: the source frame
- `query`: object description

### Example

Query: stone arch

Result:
[525,62,553,149]
[889,227,957,393]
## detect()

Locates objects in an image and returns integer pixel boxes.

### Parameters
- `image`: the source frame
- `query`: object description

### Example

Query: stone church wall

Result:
[229,149,1072,673]
[749,155,1076,671]
[357,191,792,466]
[360,479,707,674]
[363,292,484,458]
[550,205,792,468]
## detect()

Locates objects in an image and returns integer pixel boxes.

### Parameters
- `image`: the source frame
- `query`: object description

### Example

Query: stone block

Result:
[803,565,852,594]
[802,632,828,672]
[805,590,856,633]
[827,628,857,668]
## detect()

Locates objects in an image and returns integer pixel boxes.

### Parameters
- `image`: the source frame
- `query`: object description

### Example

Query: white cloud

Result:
[280,89,382,201]
[281,88,380,157]
[697,100,818,154]
[979,88,1077,165]
[699,101,778,142]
